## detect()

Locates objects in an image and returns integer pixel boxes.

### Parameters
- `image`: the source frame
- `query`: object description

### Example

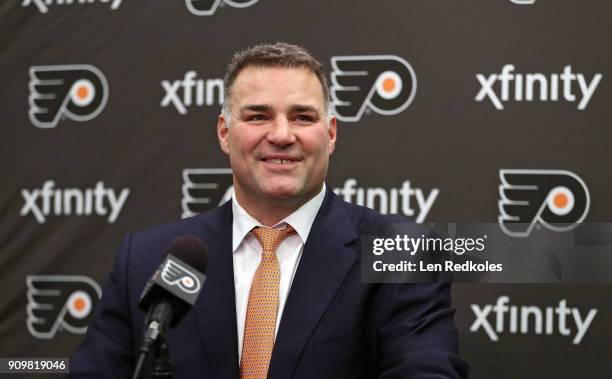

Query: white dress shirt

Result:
[231,184,326,362]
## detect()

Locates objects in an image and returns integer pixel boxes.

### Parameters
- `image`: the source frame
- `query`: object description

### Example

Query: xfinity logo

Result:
[21,180,130,223]
[181,170,438,223]
[23,0,122,13]
[476,64,602,110]
[161,71,224,115]
[185,0,259,16]
[333,179,438,223]
[470,296,597,345]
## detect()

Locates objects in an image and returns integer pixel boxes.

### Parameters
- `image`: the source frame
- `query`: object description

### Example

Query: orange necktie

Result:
[240,225,296,379]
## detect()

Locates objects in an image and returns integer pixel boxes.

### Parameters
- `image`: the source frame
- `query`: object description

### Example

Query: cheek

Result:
[302,133,329,160]
[300,128,330,155]
[228,130,258,157]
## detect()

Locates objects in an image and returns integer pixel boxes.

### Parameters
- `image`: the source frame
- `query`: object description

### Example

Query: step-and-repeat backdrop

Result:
[1,1,610,377]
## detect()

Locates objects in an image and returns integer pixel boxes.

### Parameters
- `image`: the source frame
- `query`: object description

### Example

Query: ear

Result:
[327,115,337,155]
[217,114,230,155]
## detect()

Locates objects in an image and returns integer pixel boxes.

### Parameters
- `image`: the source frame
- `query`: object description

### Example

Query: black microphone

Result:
[132,235,208,379]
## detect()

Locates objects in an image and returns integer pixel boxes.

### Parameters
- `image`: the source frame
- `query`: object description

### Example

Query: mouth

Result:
[260,155,302,168]
[262,158,298,164]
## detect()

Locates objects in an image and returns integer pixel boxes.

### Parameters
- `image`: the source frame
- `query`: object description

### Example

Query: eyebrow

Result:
[239,104,273,113]
[238,104,321,114]
[289,105,320,114]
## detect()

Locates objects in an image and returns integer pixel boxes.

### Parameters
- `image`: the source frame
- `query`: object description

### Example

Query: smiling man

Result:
[217,58,336,226]
[68,43,468,379]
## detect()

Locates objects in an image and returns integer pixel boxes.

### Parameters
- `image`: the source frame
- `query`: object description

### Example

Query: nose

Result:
[266,115,296,147]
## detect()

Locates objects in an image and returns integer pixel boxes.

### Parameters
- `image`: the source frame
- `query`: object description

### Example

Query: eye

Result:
[294,114,316,124]
[245,114,268,122]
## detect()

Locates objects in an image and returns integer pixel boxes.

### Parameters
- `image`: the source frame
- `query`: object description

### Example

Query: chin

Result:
[265,188,299,200]
[262,182,301,200]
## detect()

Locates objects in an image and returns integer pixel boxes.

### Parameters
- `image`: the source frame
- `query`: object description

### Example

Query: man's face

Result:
[217,66,336,208]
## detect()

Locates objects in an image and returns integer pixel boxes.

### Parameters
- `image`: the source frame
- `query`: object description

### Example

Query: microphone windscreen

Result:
[166,235,208,274]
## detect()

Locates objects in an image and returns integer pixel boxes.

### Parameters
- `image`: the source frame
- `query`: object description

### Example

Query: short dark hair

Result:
[222,42,331,118]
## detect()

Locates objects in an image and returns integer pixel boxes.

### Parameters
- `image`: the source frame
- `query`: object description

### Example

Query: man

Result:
[68,43,468,378]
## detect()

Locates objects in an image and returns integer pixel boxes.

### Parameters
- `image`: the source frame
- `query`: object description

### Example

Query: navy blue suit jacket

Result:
[69,189,469,378]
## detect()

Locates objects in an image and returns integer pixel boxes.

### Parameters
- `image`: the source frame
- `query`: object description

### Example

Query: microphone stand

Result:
[150,333,172,379]
[131,303,174,379]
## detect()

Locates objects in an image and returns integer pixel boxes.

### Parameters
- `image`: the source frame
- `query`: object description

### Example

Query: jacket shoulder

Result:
[126,204,228,266]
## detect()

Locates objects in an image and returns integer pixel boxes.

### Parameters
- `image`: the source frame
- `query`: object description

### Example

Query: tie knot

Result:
[251,225,296,256]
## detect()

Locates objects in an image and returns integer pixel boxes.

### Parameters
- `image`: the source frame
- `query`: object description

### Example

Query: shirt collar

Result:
[231,183,326,252]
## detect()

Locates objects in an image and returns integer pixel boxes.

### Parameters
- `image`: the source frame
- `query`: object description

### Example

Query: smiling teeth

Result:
[266,158,293,164]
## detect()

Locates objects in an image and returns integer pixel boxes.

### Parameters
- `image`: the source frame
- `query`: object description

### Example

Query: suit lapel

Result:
[268,189,359,379]
[192,202,240,379]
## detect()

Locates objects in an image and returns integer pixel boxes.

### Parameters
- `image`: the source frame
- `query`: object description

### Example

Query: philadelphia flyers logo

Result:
[330,55,417,122]
[161,259,202,294]
[182,168,233,218]
[29,64,108,129]
[185,0,258,16]
[498,169,590,237]
[26,275,101,339]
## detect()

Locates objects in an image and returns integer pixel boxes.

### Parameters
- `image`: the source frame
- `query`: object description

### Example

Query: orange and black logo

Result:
[161,259,202,294]
[29,64,108,129]
[330,55,417,122]
[182,168,234,218]
[185,0,258,16]
[26,275,101,339]
[498,169,590,237]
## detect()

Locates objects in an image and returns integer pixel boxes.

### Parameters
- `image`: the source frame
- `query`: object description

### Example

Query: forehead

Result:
[230,66,325,110]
